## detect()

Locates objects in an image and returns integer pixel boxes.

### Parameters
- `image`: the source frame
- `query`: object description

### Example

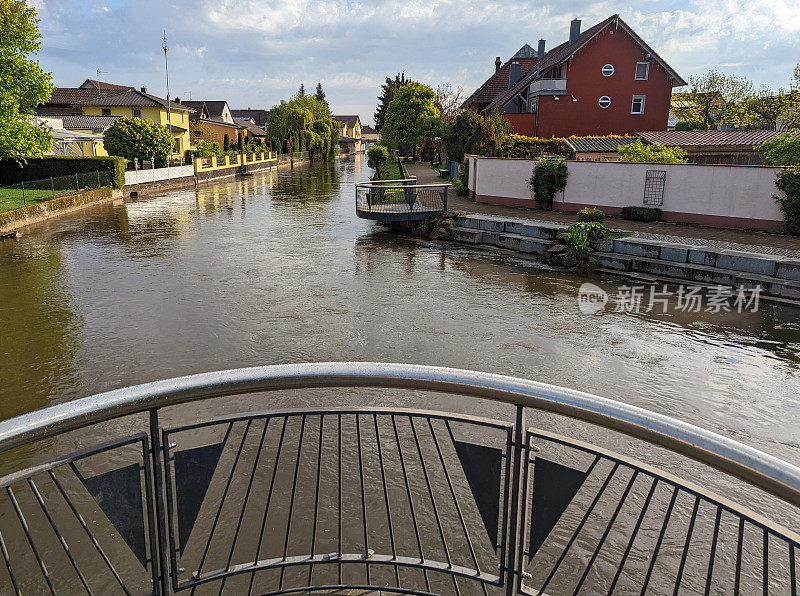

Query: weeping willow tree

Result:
[267,93,338,161]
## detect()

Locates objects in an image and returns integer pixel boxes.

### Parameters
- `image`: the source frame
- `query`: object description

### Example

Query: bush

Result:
[454,158,469,196]
[528,158,569,209]
[620,206,663,222]
[566,222,608,259]
[0,156,125,189]
[618,139,688,163]
[576,207,605,223]
[103,117,173,163]
[367,145,390,178]
[774,168,800,234]
[507,134,573,159]
[442,110,484,162]
[674,119,705,131]
[194,141,222,158]
[757,132,800,167]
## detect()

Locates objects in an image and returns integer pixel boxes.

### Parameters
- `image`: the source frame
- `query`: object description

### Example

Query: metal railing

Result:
[0,363,797,595]
[0,171,112,212]
[356,179,450,222]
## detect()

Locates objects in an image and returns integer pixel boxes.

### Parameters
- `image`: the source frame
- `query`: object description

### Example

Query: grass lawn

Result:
[374,161,402,181]
[0,188,56,213]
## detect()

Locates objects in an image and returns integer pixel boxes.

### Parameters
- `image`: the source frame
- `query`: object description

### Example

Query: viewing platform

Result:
[356,179,449,222]
[0,363,797,594]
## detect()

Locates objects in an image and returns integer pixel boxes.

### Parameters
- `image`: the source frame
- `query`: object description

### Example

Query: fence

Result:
[356,178,449,222]
[0,171,112,213]
[124,164,195,186]
[466,156,786,232]
[0,363,796,594]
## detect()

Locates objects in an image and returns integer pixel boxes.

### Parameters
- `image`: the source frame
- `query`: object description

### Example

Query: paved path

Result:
[405,162,800,258]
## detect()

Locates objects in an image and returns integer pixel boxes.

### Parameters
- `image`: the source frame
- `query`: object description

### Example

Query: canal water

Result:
[0,155,799,593]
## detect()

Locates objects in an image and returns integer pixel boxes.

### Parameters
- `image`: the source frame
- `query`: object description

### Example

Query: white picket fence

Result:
[124,164,195,186]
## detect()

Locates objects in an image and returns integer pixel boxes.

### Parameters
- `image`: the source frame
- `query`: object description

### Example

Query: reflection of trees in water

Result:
[0,243,82,420]
[270,162,340,205]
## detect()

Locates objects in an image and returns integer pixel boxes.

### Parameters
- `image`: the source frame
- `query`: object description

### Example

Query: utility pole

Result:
[162,30,173,156]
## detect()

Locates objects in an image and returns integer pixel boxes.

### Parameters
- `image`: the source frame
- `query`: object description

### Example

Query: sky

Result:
[31,0,800,126]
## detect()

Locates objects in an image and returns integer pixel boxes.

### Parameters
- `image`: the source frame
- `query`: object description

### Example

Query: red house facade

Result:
[462,15,686,138]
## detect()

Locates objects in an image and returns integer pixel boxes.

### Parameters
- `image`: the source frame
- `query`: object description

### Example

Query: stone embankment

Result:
[449,214,800,301]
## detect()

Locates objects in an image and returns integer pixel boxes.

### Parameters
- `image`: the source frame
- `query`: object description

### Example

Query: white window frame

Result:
[601,64,615,77]
[635,62,650,80]
[598,96,612,109]
[631,95,646,115]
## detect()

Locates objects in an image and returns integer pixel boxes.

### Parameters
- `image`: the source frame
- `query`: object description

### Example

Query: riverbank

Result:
[0,186,122,234]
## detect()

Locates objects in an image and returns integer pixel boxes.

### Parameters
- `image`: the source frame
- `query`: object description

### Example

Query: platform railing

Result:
[356,179,449,222]
[0,362,797,595]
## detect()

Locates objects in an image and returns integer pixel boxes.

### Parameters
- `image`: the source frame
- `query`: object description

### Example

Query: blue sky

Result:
[32,0,800,125]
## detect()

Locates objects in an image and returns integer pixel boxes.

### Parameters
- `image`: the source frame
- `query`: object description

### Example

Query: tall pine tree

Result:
[315,82,327,107]
[298,83,306,97]
[374,72,409,132]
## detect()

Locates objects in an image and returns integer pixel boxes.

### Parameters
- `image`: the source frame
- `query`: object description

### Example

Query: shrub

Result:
[576,207,605,223]
[566,221,608,259]
[620,206,663,222]
[367,145,390,178]
[194,141,222,158]
[0,156,125,189]
[618,139,688,163]
[442,110,484,162]
[757,132,800,167]
[528,158,569,209]
[507,134,573,159]
[774,168,800,234]
[454,158,469,196]
[103,117,173,163]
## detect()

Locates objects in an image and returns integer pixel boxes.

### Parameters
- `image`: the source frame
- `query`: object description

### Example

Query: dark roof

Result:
[484,15,686,112]
[462,56,538,108]
[564,136,637,153]
[42,87,123,107]
[77,89,194,112]
[79,79,135,92]
[240,121,267,136]
[60,115,120,131]
[197,118,243,129]
[361,125,378,135]
[183,100,230,119]
[333,115,360,127]
[638,130,787,148]
[231,109,268,126]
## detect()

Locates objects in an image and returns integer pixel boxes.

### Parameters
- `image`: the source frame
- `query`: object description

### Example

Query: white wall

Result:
[125,164,195,186]
[470,157,785,228]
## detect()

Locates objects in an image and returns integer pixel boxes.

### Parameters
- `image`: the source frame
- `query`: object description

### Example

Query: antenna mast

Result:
[162,30,173,154]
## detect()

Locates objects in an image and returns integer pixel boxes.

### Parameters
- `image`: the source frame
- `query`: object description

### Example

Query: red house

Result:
[462,15,686,138]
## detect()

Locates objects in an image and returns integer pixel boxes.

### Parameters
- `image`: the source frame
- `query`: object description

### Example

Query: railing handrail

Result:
[0,362,798,508]
[357,179,450,189]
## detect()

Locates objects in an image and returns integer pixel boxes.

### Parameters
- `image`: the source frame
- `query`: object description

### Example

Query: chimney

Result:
[569,19,581,45]
[536,39,546,76]
[495,57,501,73]
[174,97,181,104]
[508,62,522,89]
[140,86,148,94]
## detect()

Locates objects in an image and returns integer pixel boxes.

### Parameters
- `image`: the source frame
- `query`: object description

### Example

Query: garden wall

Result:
[466,156,785,232]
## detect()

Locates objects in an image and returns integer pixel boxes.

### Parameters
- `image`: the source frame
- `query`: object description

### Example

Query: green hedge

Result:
[620,206,663,222]
[0,156,126,189]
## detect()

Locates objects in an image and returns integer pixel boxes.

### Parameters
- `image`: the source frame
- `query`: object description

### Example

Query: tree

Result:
[266,92,338,160]
[374,72,409,132]
[442,110,484,162]
[434,84,465,120]
[223,134,230,151]
[475,112,513,157]
[618,139,688,163]
[757,132,800,167]
[315,82,327,107]
[194,141,221,158]
[0,0,54,160]
[298,83,306,97]
[381,82,442,157]
[674,70,754,129]
[367,145,390,179]
[103,117,173,164]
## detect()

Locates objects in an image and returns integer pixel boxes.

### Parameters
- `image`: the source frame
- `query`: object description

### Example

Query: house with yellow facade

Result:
[36,79,195,157]
[333,115,362,154]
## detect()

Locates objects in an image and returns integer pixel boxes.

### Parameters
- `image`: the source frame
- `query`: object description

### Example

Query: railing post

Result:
[50,177,55,201]
[504,404,526,596]
[149,409,171,595]
[75,173,79,192]
[21,181,26,206]
[443,185,448,211]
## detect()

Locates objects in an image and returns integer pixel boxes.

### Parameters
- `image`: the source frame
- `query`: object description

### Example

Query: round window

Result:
[598,96,612,109]
[602,64,614,76]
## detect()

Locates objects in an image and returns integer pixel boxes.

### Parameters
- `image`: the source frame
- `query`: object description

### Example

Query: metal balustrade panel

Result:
[161,408,513,594]
[0,434,159,595]
[519,429,800,596]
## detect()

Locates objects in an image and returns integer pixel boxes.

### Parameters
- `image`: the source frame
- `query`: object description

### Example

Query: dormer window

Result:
[635,62,650,80]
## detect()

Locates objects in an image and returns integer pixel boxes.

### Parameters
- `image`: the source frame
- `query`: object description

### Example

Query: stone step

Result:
[451,227,554,254]
[593,252,800,299]
[456,215,566,240]
[450,227,483,244]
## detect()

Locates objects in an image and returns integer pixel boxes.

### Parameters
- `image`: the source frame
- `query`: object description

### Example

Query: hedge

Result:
[0,156,126,189]
[620,206,663,222]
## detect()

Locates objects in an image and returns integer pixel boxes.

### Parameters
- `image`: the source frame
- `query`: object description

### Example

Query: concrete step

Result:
[456,214,566,240]
[593,252,800,299]
[451,227,554,254]
[451,227,483,244]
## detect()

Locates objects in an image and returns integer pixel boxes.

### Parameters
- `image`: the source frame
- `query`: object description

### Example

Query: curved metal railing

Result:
[355,180,449,221]
[0,362,797,595]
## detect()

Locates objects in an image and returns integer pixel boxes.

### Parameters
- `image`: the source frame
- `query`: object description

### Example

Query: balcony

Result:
[528,79,567,95]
